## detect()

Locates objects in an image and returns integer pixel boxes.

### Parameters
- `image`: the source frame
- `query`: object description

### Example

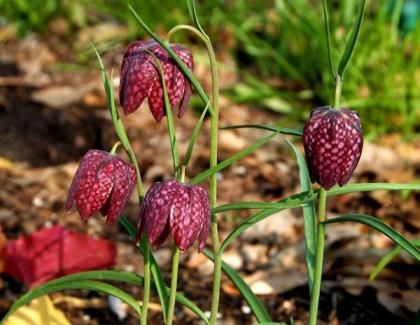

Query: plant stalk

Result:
[167,23,222,323]
[167,247,181,325]
[308,187,327,325]
[140,242,151,325]
[334,76,342,108]
[204,35,222,325]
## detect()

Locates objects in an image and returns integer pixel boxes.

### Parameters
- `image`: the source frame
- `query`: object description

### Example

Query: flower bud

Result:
[303,106,363,190]
[119,39,194,122]
[137,180,210,251]
[66,150,136,224]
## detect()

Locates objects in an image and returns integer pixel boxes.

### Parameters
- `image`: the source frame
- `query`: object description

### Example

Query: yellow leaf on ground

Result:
[4,295,71,325]
[0,157,15,170]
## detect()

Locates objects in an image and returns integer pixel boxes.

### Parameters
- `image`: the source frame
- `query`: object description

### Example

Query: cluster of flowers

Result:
[66,39,363,251]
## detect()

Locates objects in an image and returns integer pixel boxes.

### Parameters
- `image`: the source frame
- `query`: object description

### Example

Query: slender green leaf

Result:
[190,132,278,184]
[187,0,207,37]
[337,0,367,77]
[285,140,316,294]
[147,50,179,176]
[119,216,170,320]
[204,249,272,323]
[216,183,420,252]
[323,215,420,261]
[322,0,336,79]
[128,5,213,116]
[369,240,420,281]
[4,271,209,324]
[220,207,281,253]
[4,280,141,322]
[183,100,210,167]
[90,43,130,150]
[220,124,303,136]
[213,183,420,214]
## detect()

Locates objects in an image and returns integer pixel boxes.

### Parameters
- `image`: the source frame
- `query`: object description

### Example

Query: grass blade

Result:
[220,124,303,136]
[369,239,420,281]
[337,0,367,77]
[216,182,420,252]
[190,132,278,184]
[203,249,272,323]
[3,271,209,324]
[285,140,316,294]
[4,280,141,322]
[183,100,210,167]
[213,183,420,213]
[322,0,336,79]
[323,214,420,261]
[187,0,207,37]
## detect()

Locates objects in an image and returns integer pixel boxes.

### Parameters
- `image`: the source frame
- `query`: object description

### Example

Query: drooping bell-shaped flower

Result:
[119,39,194,122]
[66,150,136,224]
[137,180,210,251]
[303,106,363,190]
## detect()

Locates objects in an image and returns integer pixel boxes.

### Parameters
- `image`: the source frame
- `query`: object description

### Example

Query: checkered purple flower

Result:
[66,150,136,225]
[303,106,363,190]
[119,39,194,122]
[137,180,210,251]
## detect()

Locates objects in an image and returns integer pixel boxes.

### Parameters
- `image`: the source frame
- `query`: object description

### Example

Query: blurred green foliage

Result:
[0,0,418,138]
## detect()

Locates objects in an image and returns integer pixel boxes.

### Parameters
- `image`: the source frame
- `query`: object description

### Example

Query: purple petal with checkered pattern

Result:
[136,180,210,251]
[119,39,194,122]
[303,106,363,190]
[66,150,136,224]
[193,185,211,251]
[102,158,137,225]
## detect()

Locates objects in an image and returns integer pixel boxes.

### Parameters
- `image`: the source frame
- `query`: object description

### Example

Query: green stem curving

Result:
[309,187,327,325]
[167,247,181,325]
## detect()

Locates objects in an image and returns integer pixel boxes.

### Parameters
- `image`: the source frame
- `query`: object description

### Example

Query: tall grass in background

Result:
[224,0,420,139]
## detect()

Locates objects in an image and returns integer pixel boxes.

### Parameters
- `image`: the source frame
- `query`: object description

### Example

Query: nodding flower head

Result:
[119,39,194,122]
[66,150,136,225]
[137,180,210,252]
[303,106,363,190]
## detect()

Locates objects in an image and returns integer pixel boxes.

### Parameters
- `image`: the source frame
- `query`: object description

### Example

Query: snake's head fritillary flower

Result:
[119,39,194,122]
[66,150,136,225]
[136,180,210,252]
[303,106,363,190]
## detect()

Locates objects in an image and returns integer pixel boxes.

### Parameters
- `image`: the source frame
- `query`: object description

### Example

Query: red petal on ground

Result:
[2,225,116,288]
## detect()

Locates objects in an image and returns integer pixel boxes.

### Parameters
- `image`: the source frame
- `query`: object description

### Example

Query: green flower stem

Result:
[110,141,122,154]
[166,168,186,324]
[309,187,327,325]
[169,23,221,325]
[203,33,222,325]
[167,247,181,325]
[334,76,342,108]
[141,242,151,325]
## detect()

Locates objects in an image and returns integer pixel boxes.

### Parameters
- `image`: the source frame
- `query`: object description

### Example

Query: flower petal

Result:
[119,41,158,115]
[144,181,180,247]
[66,150,108,211]
[303,107,363,190]
[194,186,211,251]
[103,158,136,225]
[170,185,204,251]
[147,76,165,122]
[74,157,114,220]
